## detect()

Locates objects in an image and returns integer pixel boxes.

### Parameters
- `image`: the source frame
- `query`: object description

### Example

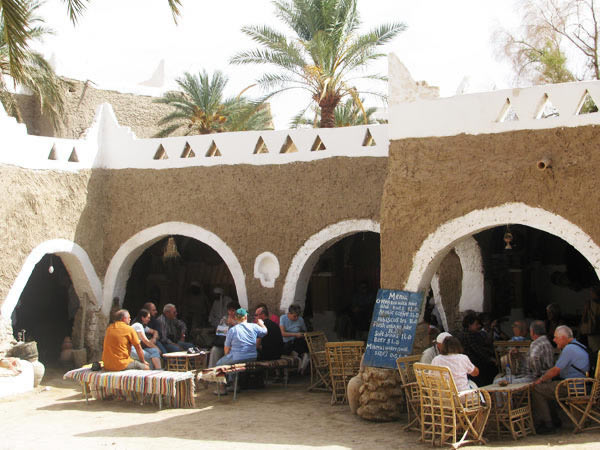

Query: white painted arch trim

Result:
[102,222,247,317]
[280,219,380,314]
[1,239,102,318]
[404,203,600,296]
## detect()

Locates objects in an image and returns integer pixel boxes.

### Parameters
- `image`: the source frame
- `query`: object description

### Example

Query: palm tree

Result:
[231,0,405,128]
[0,0,66,128]
[153,70,272,137]
[292,98,384,128]
[0,0,182,80]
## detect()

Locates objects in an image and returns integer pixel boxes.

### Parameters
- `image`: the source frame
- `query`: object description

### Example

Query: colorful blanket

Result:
[64,368,195,408]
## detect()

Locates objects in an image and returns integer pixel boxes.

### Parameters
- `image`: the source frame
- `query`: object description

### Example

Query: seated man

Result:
[102,309,149,371]
[255,305,283,360]
[280,303,310,373]
[495,320,553,384]
[214,308,268,394]
[510,320,529,341]
[532,325,590,434]
[156,303,194,353]
[208,301,239,368]
[420,331,451,364]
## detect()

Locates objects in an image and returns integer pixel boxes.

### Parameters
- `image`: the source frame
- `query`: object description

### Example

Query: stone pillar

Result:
[0,315,16,356]
[356,367,404,421]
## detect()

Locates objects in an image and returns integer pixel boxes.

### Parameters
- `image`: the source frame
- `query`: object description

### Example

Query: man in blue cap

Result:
[216,308,268,367]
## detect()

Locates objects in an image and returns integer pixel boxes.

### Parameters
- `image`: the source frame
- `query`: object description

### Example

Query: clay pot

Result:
[347,374,363,414]
[7,342,38,362]
[59,337,74,364]
[31,360,45,387]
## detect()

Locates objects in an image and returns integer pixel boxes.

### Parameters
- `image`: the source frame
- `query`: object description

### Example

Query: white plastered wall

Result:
[429,237,484,331]
[405,203,600,306]
[280,219,380,314]
[102,222,247,316]
[1,239,102,318]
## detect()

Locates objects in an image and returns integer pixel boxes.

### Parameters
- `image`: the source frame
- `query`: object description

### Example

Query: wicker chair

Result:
[413,363,491,448]
[305,331,331,392]
[555,351,600,433]
[397,355,422,431]
[325,341,365,405]
[493,341,531,377]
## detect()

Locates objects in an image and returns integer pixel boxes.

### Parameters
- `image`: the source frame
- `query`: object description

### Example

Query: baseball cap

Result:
[236,308,248,316]
[436,332,452,344]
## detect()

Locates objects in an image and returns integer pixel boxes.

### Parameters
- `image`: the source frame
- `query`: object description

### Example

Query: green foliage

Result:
[292,97,384,128]
[231,0,405,127]
[153,70,272,137]
[0,0,66,128]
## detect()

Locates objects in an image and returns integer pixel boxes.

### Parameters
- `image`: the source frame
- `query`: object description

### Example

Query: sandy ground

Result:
[2,369,600,450]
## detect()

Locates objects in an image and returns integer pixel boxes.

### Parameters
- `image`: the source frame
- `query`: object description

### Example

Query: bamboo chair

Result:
[305,331,331,392]
[413,363,491,449]
[493,341,531,377]
[397,355,422,432]
[555,351,600,433]
[325,341,365,405]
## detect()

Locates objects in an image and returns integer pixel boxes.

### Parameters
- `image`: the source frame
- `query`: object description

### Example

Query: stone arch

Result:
[404,203,600,308]
[280,219,380,314]
[102,222,247,316]
[1,239,102,318]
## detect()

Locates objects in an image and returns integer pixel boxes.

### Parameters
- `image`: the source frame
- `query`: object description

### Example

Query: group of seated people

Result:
[101,300,312,385]
[420,311,591,435]
[102,302,195,371]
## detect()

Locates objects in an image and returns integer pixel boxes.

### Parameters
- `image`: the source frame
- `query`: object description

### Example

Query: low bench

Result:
[63,367,195,409]
[196,355,300,400]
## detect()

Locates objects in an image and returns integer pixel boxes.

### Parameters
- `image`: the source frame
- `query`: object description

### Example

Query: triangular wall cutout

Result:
[153,144,168,160]
[254,137,269,154]
[537,93,560,119]
[577,90,599,115]
[180,142,195,158]
[280,135,298,153]
[206,140,222,157]
[48,144,58,160]
[498,98,519,122]
[68,148,79,162]
[362,129,376,147]
[311,135,326,151]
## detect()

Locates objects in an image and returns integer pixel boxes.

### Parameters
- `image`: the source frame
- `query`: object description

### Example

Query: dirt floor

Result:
[2,369,600,450]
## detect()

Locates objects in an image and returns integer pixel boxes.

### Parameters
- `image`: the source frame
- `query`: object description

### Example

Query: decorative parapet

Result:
[388,80,600,140]
[0,101,388,171]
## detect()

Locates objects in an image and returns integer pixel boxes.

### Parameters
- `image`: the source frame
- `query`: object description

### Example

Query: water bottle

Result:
[505,363,512,384]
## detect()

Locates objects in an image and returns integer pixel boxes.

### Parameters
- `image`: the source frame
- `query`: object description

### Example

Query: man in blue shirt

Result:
[532,325,590,434]
[216,308,268,365]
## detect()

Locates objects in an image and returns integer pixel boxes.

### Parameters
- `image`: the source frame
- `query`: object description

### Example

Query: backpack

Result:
[568,341,596,377]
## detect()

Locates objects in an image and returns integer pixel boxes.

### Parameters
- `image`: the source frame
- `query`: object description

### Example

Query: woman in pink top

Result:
[431,336,479,392]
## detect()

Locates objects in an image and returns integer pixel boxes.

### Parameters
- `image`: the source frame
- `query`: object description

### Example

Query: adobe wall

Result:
[101,157,386,312]
[0,156,386,353]
[381,125,600,290]
[16,79,174,139]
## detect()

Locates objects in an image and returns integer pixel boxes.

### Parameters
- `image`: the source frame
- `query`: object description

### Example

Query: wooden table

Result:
[163,350,209,372]
[480,382,535,440]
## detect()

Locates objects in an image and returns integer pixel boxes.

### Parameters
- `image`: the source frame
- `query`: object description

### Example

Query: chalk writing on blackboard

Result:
[363,289,423,369]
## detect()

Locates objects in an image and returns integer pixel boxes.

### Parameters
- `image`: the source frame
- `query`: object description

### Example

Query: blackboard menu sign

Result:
[363,289,424,369]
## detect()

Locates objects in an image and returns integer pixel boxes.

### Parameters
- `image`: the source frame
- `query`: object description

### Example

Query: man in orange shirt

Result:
[102,309,149,371]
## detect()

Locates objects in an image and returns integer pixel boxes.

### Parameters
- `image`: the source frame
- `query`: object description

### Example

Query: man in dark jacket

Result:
[254,305,283,360]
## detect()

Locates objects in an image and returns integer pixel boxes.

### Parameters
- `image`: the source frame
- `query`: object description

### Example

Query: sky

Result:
[34,0,521,129]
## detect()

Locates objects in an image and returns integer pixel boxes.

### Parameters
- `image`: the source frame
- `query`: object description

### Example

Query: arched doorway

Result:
[122,235,238,343]
[11,254,79,366]
[102,222,247,317]
[306,231,380,340]
[405,203,600,335]
[473,224,598,330]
